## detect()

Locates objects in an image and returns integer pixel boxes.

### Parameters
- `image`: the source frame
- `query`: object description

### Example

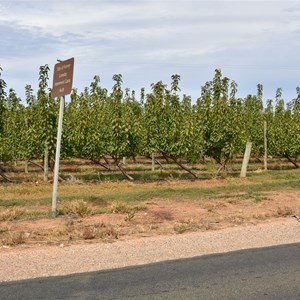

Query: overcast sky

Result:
[1,0,300,104]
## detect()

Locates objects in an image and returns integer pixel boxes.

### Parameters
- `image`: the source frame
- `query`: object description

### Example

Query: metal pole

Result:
[51,96,65,218]
[264,121,268,171]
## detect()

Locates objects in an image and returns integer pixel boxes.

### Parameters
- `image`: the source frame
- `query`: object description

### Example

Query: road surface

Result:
[1,243,299,299]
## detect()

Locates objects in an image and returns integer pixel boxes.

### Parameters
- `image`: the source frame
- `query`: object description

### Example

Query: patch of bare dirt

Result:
[1,189,299,248]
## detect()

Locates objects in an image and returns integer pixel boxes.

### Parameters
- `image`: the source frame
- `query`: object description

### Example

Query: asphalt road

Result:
[1,243,299,299]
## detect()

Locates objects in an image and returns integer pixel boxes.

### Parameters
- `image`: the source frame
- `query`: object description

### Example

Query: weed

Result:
[97,224,119,240]
[0,227,8,233]
[57,200,92,217]
[252,212,267,220]
[230,216,245,225]
[277,206,294,217]
[110,202,147,222]
[82,226,96,240]
[75,200,92,217]
[201,221,214,231]
[253,195,262,204]
[174,218,198,234]
[227,177,236,188]
[110,202,132,214]
[125,210,136,221]
[174,222,188,234]
[0,208,24,221]
[6,232,26,245]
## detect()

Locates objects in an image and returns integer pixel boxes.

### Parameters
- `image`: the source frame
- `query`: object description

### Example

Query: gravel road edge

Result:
[1,217,299,282]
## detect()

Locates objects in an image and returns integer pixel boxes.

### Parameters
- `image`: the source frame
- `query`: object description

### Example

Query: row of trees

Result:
[1,65,300,181]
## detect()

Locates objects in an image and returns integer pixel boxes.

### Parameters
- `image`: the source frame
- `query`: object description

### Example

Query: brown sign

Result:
[52,57,74,98]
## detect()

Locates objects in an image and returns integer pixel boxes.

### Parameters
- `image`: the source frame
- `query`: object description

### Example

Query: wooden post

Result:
[24,160,28,174]
[264,121,268,171]
[151,153,155,171]
[44,142,49,182]
[240,142,252,178]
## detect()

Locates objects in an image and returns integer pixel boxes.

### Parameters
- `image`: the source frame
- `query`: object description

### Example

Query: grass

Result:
[76,171,199,181]
[0,167,300,247]
[0,208,49,221]
[0,169,300,222]
[57,200,92,217]
[0,208,25,221]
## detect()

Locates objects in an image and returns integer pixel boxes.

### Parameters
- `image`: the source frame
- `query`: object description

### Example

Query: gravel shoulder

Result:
[1,217,299,282]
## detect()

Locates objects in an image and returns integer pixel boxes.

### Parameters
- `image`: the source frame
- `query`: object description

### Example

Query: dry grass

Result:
[276,206,294,217]
[0,208,25,221]
[57,200,92,217]
[1,169,300,247]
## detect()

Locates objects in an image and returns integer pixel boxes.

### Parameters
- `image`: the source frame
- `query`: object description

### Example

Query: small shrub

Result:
[75,200,92,217]
[125,210,136,221]
[82,226,96,240]
[277,206,294,217]
[253,195,262,204]
[110,202,131,214]
[57,200,92,217]
[96,224,119,240]
[0,208,24,221]
[6,232,26,245]
[174,222,188,234]
[0,227,8,233]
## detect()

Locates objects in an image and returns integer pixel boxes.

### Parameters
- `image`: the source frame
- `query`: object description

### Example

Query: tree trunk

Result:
[92,159,112,171]
[28,160,64,182]
[29,160,44,171]
[146,154,163,169]
[216,164,224,177]
[285,155,299,168]
[113,157,134,181]
[102,155,110,165]
[255,156,262,163]
[165,153,198,178]
[0,166,13,182]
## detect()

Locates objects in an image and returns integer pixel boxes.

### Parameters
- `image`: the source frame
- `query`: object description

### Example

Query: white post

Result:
[52,96,65,218]
[151,153,155,171]
[240,142,252,178]
[264,121,268,171]
[25,118,29,174]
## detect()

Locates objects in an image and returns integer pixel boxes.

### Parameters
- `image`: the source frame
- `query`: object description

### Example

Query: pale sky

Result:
[1,0,300,104]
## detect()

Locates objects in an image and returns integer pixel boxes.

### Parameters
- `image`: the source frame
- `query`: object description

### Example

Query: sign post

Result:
[51,58,74,217]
